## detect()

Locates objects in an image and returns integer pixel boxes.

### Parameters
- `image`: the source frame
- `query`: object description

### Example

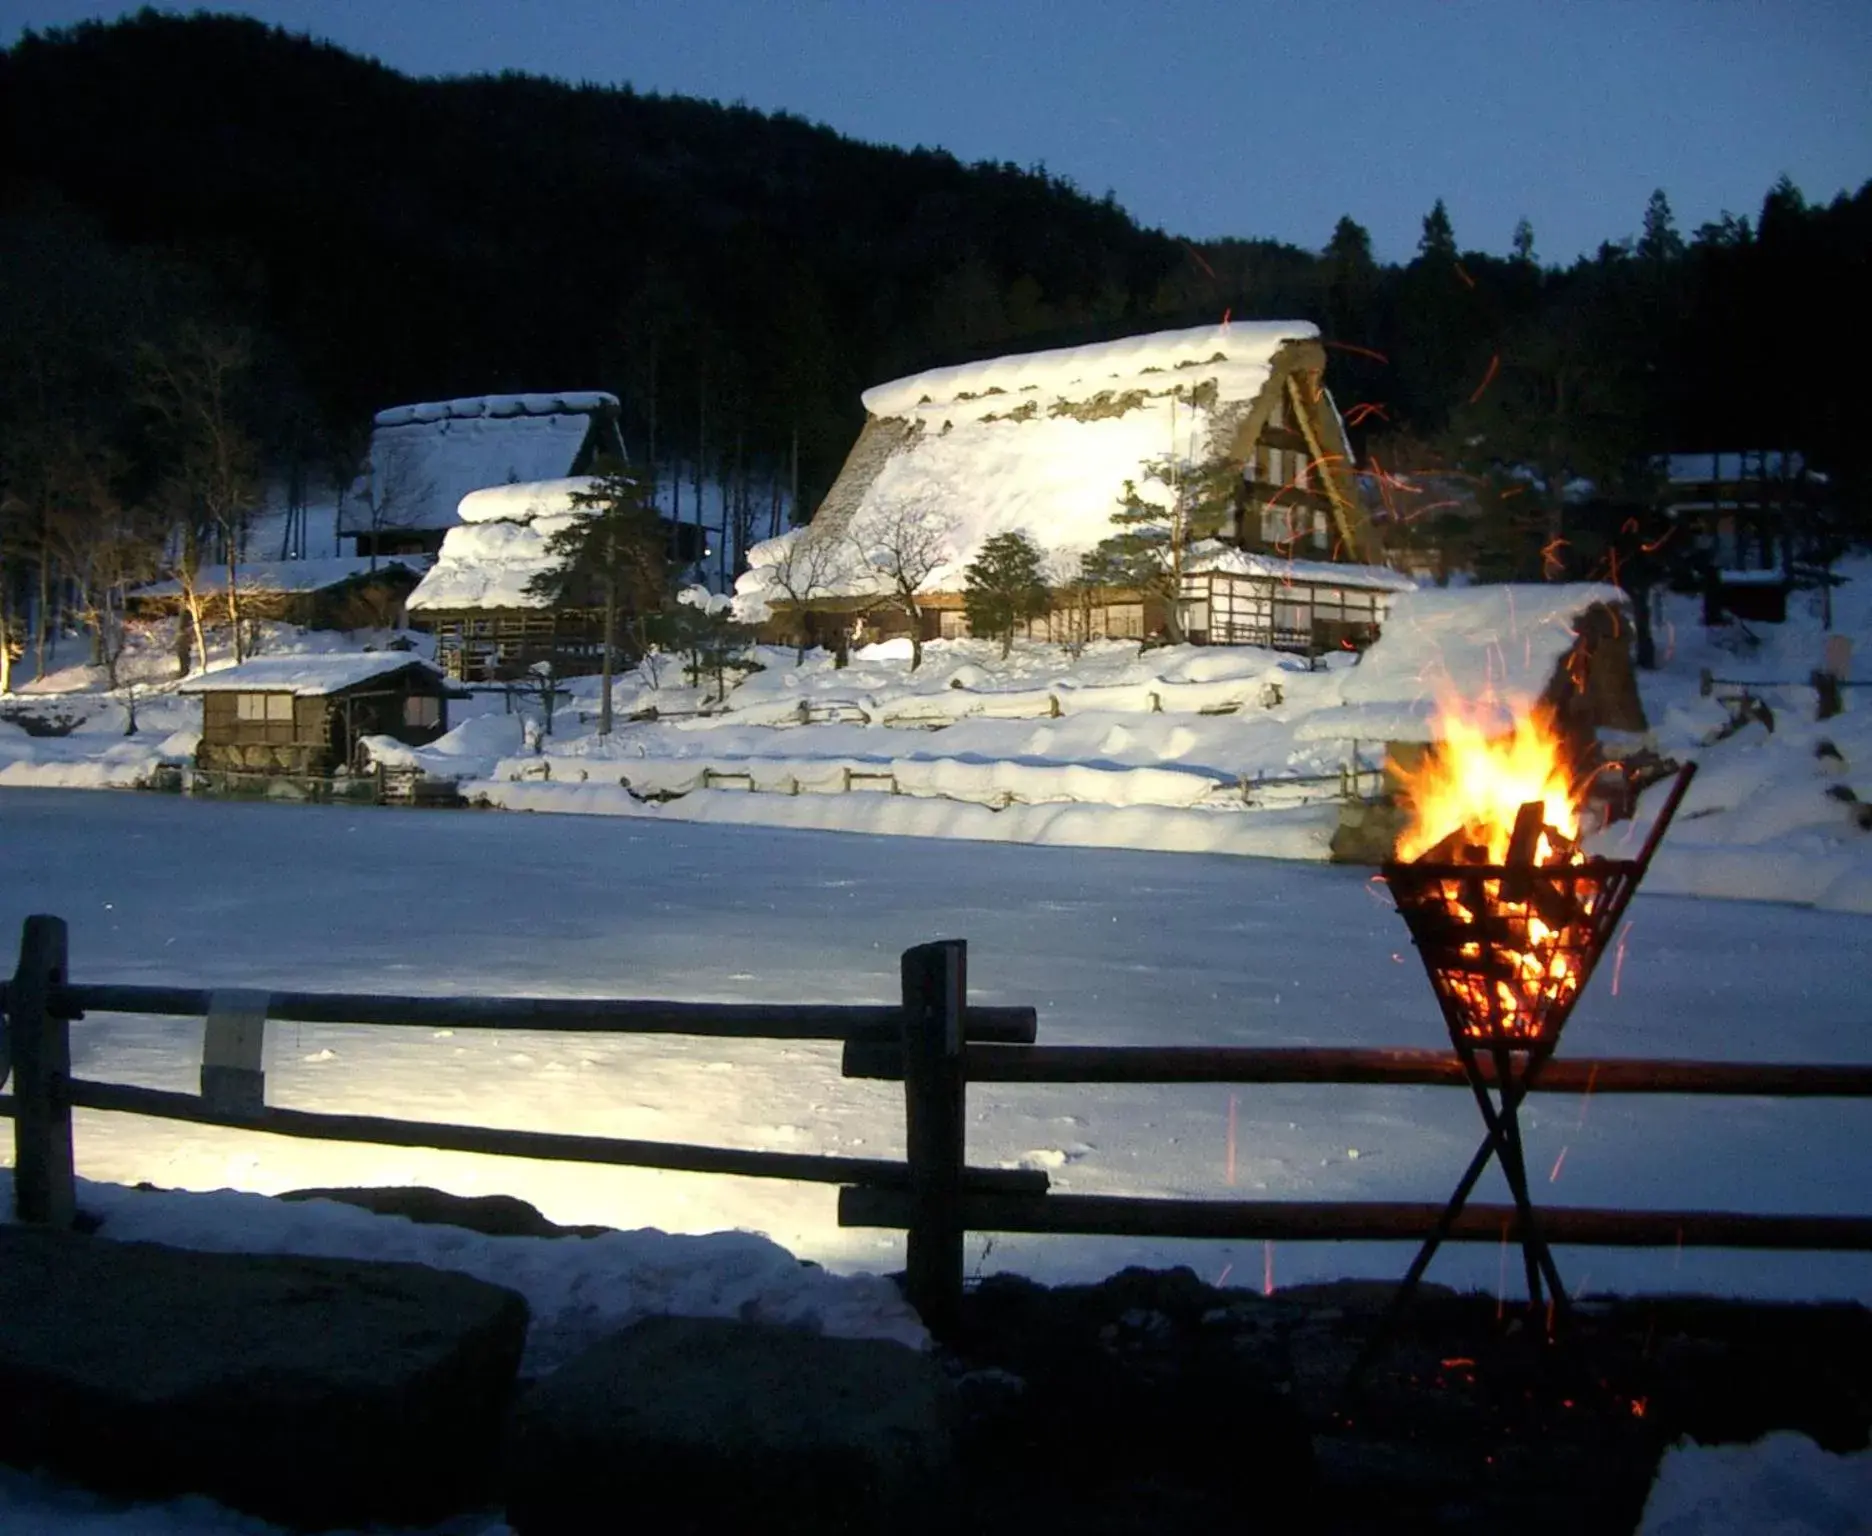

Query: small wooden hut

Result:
[179,654,450,777]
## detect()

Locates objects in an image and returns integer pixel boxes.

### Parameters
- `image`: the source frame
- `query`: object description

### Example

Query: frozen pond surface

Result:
[1,787,1866,1301]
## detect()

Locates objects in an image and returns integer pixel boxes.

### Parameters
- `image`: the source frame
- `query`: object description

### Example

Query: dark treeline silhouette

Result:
[2,7,1868,618]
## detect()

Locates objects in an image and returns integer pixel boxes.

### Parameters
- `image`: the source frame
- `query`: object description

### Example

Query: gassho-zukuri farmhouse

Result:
[731,320,1415,654]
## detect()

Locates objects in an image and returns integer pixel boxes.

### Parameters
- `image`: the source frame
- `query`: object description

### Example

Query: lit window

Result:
[404,695,441,729]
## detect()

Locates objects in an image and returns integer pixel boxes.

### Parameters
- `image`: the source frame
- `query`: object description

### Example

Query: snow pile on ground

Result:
[1592,569,1872,912]
[0,1172,926,1372]
[435,636,1375,858]
[1636,1432,1871,1535]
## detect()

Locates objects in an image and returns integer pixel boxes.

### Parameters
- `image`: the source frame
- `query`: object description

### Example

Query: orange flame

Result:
[1395,699,1580,863]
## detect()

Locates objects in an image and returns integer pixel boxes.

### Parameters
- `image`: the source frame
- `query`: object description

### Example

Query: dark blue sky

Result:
[10,1,1869,261]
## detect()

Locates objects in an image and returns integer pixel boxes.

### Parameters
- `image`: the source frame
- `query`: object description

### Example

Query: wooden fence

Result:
[3,917,1870,1341]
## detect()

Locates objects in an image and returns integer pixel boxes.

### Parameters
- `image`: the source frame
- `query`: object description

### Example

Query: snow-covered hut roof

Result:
[132,556,428,601]
[1294,582,1629,743]
[405,478,596,613]
[177,654,443,696]
[339,392,622,537]
[737,321,1336,613]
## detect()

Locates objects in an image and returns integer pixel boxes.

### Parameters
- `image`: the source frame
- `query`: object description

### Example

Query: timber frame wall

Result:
[417,608,606,682]
[4,922,1865,1342]
[1177,571,1393,652]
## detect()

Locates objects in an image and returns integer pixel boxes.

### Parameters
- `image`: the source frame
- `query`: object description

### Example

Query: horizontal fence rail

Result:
[842,1041,1872,1096]
[839,1189,1872,1252]
[9,982,1036,1044]
[0,1080,1045,1194]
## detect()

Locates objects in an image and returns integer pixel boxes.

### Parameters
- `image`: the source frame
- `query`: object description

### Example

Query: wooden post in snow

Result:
[901,939,966,1340]
[11,915,75,1227]
[201,989,270,1118]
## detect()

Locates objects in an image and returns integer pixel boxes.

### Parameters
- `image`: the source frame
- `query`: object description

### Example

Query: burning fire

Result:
[1395,699,1580,864]
[1390,697,1595,1044]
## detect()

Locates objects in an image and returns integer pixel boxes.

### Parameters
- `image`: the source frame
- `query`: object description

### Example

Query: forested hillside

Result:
[3,8,1868,552]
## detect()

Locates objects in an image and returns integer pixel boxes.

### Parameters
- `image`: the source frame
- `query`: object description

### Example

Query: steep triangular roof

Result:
[737,321,1340,610]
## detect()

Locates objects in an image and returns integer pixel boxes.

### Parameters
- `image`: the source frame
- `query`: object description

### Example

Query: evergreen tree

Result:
[1323,215,1379,343]
[1086,446,1236,644]
[1511,218,1537,266]
[524,469,666,736]
[1637,190,1684,263]
[962,531,1050,656]
[1418,199,1457,263]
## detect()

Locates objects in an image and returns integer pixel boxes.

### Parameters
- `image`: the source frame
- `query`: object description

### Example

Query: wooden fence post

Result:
[901,939,966,1340]
[201,989,270,1118]
[11,915,76,1228]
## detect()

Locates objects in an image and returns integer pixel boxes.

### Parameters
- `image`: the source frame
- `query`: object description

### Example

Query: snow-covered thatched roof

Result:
[405,479,595,613]
[133,556,428,601]
[339,392,621,537]
[736,321,1335,615]
[178,654,442,696]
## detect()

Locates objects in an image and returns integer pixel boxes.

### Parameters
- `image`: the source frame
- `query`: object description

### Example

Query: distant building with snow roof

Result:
[179,653,449,779]
[736,321,1407,654]
[404,478,704,681]
[1658,450,1822,575]
[129,557,430,632]
[340,392,627,559]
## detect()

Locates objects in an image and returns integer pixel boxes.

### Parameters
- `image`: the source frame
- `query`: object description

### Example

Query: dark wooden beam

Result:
[40,983,1036,1044]
[839,1187,1872,1251]
[840,1041,1872,1096]
[10,1078,1049,1195]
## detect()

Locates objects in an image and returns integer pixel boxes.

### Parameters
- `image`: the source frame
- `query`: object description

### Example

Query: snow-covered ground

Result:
[7,563,1868,910]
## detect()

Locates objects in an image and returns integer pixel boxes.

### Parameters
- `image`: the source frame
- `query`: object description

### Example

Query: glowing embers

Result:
[1386,700,1617,1050]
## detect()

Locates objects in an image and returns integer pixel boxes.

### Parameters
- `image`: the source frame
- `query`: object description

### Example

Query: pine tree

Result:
[1086,446,1237,644]
[524,469,666,736]
[1511,218,1537,266]
[962,531,1050,656]
[1637,190,1684,263]
[1323,215,1378,344]
[1418,199,1457,263]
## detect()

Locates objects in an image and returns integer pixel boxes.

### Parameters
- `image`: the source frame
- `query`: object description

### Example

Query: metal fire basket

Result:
[1361,761,1699,1364]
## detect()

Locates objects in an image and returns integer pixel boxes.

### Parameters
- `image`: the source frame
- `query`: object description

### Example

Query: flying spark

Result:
[1611,923,1633,997]
[1576,1062,1599,1129]
[1468,353,1501,404]
[1225,1093,1238,1186]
